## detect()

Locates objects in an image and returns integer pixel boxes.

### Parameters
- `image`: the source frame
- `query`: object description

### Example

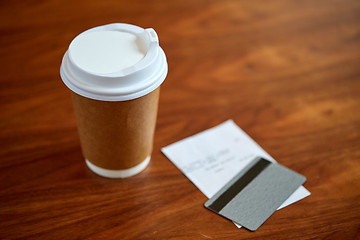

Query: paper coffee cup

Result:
[60,23,167,178]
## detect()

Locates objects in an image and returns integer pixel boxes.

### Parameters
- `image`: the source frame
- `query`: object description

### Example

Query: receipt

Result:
[162,120,310,228]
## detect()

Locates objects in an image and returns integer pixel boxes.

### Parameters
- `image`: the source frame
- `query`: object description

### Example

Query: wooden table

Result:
[1,0,359,239]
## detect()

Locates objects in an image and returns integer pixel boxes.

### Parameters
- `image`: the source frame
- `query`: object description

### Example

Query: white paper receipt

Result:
[161,120,310,228]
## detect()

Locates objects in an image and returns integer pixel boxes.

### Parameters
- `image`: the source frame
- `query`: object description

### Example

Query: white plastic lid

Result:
[60,23,168,101]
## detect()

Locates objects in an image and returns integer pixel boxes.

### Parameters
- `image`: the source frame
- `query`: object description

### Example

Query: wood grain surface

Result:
[0,0,359,239]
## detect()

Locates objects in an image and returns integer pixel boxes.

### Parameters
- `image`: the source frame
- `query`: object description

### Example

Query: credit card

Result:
[204,157,306,231]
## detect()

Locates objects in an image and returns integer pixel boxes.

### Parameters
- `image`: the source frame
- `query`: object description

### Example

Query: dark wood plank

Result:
[0,0,359,239]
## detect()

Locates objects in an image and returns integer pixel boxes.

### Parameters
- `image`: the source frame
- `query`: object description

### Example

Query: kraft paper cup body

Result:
[60,23,167,178]
[71,88,159,178]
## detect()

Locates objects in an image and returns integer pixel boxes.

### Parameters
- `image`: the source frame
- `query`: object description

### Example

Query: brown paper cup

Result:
[60,23,167,178]
[71,88,159,178]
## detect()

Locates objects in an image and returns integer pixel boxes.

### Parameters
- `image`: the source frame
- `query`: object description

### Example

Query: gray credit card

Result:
[204,157,306,231]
